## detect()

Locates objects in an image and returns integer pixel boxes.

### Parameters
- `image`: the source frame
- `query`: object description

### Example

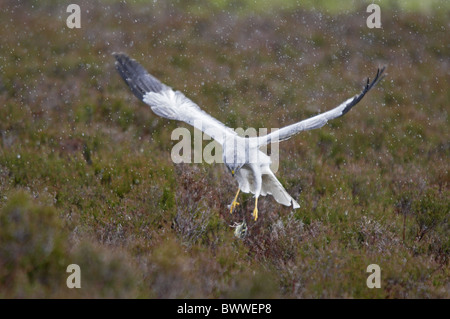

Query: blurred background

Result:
[0,0,448,298]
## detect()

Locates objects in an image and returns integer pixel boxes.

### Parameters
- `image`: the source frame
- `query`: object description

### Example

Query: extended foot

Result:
[229,188,241,214]
[252,197,259,221]
[229,199,240,214]
[252,207,258,221]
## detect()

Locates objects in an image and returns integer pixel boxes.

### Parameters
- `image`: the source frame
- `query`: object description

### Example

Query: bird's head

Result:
[226,163,244,177]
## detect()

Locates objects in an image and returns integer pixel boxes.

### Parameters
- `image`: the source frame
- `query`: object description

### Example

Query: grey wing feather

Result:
[113,53,166,99]
[113,53,236,145]
[257,67,386,146]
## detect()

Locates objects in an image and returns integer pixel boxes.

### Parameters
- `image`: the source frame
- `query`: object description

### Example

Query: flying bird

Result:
[113,53,385,221]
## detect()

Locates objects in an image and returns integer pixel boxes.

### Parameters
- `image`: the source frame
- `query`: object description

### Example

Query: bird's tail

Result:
[261,172,300,209]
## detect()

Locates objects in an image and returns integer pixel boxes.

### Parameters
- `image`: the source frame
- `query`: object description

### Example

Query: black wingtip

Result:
[112,52,129,64]
[113,52,165,101]
[372,66,386,87]
[365,66,386,92]
[112,52,127,66]
[341,66,386,115]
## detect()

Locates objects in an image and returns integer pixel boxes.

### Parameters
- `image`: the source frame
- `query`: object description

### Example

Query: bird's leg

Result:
[247,163,261,222]
[252,197,258,221]
[230,188,240,214]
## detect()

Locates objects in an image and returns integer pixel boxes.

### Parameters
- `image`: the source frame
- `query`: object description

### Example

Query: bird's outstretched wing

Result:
[113,53,236,145]
[256,67,386,146]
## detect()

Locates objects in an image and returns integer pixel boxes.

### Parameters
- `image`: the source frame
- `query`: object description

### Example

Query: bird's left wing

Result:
[114,53,237,145]
[256,67,385,146]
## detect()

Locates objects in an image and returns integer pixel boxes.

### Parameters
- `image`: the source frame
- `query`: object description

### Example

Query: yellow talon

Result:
[230,200,240,214]
[252,207,258,221]
[230,188,240,214]
[252,197,259,221]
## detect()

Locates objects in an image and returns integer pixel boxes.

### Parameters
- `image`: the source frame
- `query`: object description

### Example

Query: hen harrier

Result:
[114,53,385,221]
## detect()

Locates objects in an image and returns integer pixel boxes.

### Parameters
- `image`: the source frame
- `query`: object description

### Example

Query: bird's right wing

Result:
[256,67,385,146]
[114,53,237,145]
